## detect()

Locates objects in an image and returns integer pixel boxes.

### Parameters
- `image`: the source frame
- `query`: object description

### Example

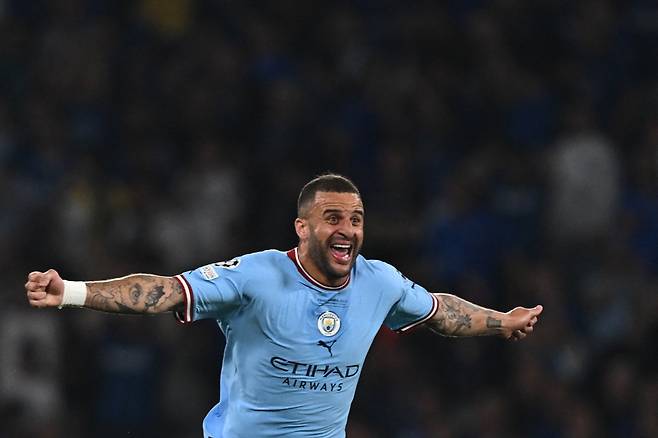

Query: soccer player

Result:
[25,173,543,438]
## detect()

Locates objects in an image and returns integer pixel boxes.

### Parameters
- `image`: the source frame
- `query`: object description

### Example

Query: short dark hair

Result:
[297,173,361,217]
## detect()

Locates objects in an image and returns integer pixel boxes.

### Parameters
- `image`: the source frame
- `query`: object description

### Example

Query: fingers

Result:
[509,316,538,341]
[26,276,47,307]
[25,269,60,308]
[517,317,537,336]
[26,271,53,288]
[521,306,542,330]
[504,304,543,341]
[27,290,47,300]
[27,291,48,307]
[26,272,42,288]
[25,280,45,292]
[27,289,49,308]
[25,278,50,292]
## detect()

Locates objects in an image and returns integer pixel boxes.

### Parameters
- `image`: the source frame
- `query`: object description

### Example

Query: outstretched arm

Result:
[25,269,184,314]
[426,293,542,340]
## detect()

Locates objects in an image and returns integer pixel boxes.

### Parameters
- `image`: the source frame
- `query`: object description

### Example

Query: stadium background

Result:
[1,1,657,437]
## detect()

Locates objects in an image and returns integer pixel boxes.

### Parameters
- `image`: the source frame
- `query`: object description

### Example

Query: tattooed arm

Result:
[85,274,184,314]
[25,269,184,314]
[426,293,543,340]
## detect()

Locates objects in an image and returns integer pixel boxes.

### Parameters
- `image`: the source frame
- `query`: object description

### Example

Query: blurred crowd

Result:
[1,0,657,437]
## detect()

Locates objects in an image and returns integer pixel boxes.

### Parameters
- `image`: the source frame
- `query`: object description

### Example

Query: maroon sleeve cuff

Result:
[395,293,439,333]
[173,274,194,324]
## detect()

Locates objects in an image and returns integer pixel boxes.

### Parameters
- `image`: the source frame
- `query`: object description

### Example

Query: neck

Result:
[295,245,349,288]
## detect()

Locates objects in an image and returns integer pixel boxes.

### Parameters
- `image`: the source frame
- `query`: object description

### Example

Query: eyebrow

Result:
[323,208,364,216]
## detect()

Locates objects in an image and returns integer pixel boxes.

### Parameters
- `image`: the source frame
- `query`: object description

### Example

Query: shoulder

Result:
[218,249,288,273]
[355,255,404,284]
[231,248,287,262]
[357,255,397,274]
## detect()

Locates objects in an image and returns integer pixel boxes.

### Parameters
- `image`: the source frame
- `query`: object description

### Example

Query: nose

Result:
[336,222,358,239]
[334,229,351,240]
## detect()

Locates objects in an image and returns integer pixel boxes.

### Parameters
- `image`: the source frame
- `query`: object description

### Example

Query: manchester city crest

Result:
[317,311,341,337]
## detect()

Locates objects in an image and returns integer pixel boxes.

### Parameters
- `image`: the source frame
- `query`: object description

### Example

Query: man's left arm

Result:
[426,293,543,340]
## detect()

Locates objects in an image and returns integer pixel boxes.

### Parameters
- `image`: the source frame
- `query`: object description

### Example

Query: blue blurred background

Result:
[1,1,657,437]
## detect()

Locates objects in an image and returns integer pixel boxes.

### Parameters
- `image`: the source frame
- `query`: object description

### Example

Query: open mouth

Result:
[329,243,353,263]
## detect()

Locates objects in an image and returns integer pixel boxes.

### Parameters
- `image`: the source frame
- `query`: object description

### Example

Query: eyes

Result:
[325,214,362,227]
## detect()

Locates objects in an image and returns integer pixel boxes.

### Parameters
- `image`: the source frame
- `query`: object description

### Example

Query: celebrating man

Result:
[25,173,542,438]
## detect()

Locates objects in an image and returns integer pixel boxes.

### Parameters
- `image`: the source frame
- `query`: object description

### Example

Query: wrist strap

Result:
[59,280,87,308]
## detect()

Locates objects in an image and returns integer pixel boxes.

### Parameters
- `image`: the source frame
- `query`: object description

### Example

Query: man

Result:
[25,173,542,438]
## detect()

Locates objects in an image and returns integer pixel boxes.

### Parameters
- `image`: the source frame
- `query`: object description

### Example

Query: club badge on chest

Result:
[318,311,341,337]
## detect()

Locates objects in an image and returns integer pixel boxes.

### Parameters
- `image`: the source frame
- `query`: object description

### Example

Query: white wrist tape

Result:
[59,280,88,308]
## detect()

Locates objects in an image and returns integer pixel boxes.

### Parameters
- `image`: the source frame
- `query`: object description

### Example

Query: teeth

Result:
[332,244,351,249]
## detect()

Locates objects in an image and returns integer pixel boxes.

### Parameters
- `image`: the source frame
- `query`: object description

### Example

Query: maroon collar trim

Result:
[286,248,350,290]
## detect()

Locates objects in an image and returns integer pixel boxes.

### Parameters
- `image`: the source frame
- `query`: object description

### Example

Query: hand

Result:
[25,269,65,308]
[504,305,543,341]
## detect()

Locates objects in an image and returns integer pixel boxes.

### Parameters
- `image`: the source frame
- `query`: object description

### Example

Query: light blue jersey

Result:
[174,248,438,438]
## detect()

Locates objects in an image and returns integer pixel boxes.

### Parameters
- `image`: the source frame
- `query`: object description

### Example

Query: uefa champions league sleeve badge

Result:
[317,311,341,336]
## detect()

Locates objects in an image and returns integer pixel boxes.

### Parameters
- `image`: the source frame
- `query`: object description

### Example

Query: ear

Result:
[294,217,308,240]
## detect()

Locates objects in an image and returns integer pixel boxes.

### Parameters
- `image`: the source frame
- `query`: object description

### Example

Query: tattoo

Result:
[486,316,502,328]
[444,300,472,333]
[85,275,183,314]
[88,288,117,311]
[429,295,474,336]
[428,295,506,337]
[145,285,165,310]
[115,301,142,314]
[129,284,143,305]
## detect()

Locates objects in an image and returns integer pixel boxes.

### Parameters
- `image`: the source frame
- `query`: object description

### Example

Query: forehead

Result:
[310,191,364,214]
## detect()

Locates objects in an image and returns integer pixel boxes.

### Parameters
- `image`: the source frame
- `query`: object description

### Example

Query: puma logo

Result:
[317,340,336,357]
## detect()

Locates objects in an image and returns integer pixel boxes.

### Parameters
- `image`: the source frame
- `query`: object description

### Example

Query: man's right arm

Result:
[25,269,184,314]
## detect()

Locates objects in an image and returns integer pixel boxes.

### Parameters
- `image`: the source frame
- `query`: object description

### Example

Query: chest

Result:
[238,281,390,363]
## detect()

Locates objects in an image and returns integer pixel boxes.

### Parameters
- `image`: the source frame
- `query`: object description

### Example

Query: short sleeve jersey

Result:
[175,248,438,438]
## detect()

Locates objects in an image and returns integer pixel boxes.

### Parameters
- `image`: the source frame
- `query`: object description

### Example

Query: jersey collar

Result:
[286,247,350,290]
